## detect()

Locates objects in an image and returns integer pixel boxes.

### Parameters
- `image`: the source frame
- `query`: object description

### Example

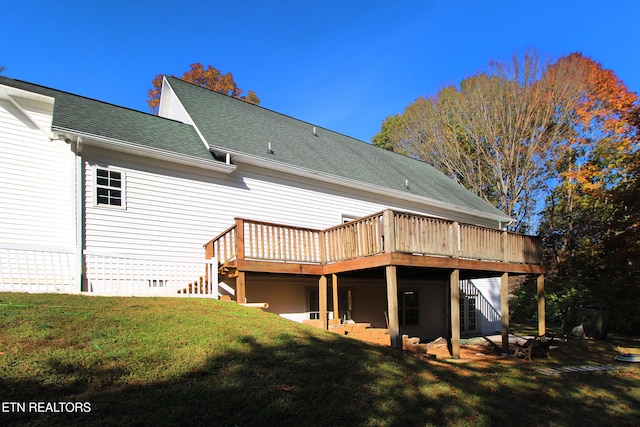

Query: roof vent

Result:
[267,142,274,155]
[405,179,410,190]
[313,126,318,137]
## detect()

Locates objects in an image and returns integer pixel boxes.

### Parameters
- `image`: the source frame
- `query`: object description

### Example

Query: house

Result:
[0,76,545,356]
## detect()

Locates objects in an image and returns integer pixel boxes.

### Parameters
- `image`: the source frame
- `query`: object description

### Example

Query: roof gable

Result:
[165,76,511,222]
[0,76,212,161]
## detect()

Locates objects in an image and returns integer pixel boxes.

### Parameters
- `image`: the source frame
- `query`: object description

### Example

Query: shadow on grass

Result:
[1,331,639,426]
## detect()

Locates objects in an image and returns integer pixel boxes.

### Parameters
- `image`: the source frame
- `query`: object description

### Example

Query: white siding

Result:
[82,146,501,261]
[237,164,500,229]
[466,278,502,334]
[0,98,75,248]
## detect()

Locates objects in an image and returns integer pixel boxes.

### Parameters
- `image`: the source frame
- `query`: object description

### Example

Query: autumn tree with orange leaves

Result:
[537,54,640,334]
[147,63,260,113]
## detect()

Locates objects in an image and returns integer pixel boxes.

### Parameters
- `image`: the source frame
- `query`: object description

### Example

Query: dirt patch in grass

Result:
[425,340,517,364]
[422,333,640,373]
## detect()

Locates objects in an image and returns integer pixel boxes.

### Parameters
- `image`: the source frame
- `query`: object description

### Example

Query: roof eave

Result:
[53,127,236,174]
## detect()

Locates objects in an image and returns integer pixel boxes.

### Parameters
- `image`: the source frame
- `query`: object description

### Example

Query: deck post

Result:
[385,265,400,348]
[319,231,327,264]
[501,230,508,262]
[332,274,339,324]
[452,222,460,258]
[450,269,460,358]
[383,210,396,253]
[319,275,328,330]
[236,271,246,304]
[500,272,510,353]
[537,274,545,336]
[235,218,245,261]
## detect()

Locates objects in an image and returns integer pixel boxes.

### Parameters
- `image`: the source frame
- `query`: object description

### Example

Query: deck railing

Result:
[323,212,384,262]
[205,219,321,266]
[243,219,321,263]
[205,223,238,266]
[204,210,543,267]
[459,223,504,261]
[393,212,455,257]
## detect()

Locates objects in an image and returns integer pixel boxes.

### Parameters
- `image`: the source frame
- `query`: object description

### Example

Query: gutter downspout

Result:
[74,137,85,292]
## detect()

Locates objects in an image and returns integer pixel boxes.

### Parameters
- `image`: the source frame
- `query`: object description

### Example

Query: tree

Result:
[371,114,407,155]
[147,63,260,113]
[376,50,640,330]
[538,54,639,332]
[373,51,583,231]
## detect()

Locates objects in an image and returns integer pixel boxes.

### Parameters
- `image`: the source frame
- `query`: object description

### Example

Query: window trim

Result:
[93,165,126,209]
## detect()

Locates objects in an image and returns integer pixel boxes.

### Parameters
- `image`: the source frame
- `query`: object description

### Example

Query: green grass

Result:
[0,293,638,426]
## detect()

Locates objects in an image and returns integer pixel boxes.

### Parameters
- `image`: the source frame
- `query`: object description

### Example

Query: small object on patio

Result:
[402,335,429,354]
[513,335,551,361]
[615,353,640,363]
[536,365,619,376]
[428,337,448,349]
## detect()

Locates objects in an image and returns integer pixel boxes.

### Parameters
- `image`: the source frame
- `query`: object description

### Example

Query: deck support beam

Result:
[450,269,460,359]
[236,271,246,304]
[385,266,400,348]
[319,275,328,330]
[537,274,545,336]
[500,272,510,353]
[332,274,339,324]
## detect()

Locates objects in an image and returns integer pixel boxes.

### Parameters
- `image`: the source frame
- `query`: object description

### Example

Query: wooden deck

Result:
[204,209,544,276]
[204,209,546,356]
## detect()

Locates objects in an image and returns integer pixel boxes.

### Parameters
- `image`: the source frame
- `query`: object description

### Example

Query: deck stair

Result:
[177,276,214,295]
[329,322,390,346]
[218,265,237,279]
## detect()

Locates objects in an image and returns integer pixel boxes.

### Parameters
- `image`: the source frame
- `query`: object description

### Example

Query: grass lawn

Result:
[0,293,638,426]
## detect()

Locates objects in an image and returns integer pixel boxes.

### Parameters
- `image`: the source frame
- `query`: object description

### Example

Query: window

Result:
[95,167,125,207]
[399,290,419,326]
[308,288,320,320]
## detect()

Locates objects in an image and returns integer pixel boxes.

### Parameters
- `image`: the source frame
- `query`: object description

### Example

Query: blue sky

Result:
[3,1,638,142]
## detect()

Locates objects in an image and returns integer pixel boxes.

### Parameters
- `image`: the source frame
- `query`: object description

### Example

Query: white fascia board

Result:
[0,84,55,139]
[211,146,514,225]
[0,83,55,104]
[53,127,236,174]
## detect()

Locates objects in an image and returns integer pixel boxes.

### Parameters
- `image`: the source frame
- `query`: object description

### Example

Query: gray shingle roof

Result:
[1,75,511,222]
[0,76,211,160]
[166,77,511,221]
